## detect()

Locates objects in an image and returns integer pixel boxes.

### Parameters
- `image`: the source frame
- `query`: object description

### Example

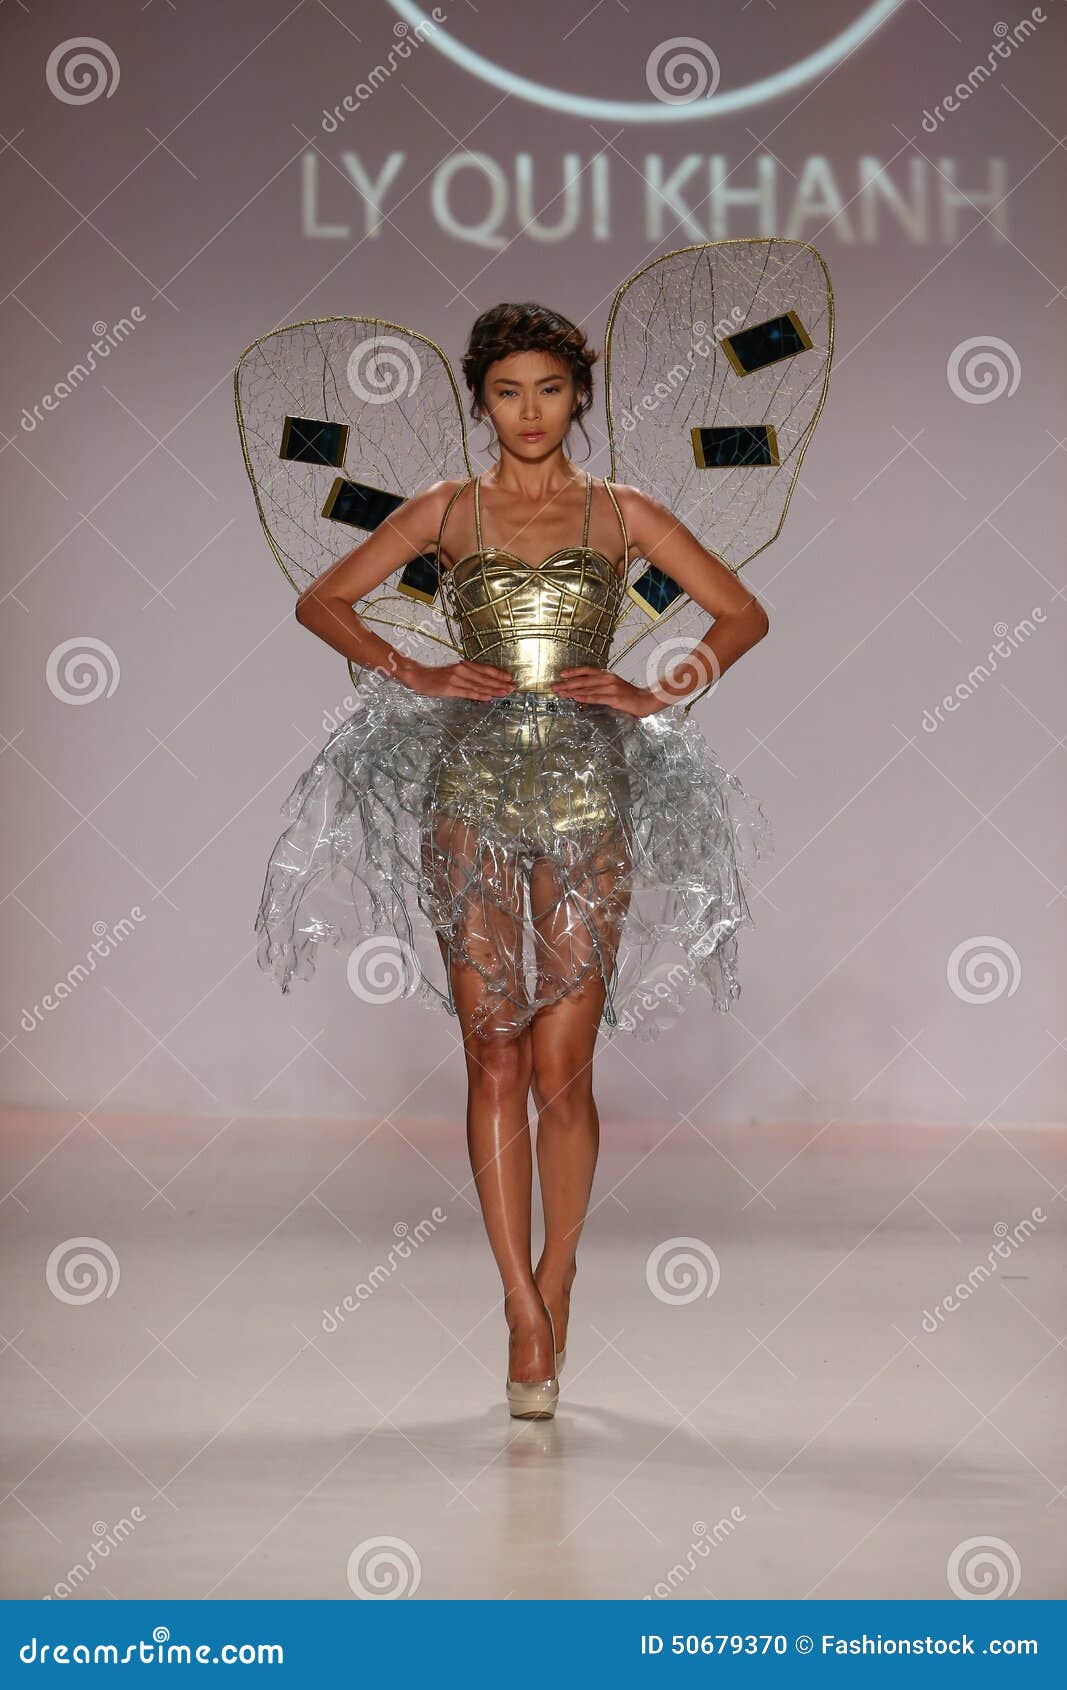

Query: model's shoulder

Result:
[605,480,658,509]
[387,478,470,539]
[406,476,470,515]
[604,481,672,527]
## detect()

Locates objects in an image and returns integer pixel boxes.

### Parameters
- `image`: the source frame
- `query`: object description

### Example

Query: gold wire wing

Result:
[234,315,470,689]
[603,238,834,714]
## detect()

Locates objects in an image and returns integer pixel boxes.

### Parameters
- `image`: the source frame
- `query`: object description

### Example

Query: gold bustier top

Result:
[438,472,628,694]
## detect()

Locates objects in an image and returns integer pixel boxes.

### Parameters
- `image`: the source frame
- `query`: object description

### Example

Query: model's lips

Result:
[520,431,545,439]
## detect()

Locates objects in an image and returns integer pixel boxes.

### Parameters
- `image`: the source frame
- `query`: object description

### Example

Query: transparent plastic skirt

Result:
[254,670,773,1042]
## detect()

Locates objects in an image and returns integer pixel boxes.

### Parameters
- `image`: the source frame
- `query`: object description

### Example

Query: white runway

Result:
[2,1110,1063,1600]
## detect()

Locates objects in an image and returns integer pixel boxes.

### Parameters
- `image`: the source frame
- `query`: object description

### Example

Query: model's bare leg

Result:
[528,983,602,1355]
[527,830,632,1355]
[425,814,552,1384]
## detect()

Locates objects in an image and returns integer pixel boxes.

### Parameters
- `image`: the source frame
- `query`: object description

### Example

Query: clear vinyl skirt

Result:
[254,669,773,1042]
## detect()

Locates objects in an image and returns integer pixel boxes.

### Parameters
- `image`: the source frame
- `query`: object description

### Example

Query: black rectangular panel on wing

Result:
[279,415,349,467]
[691,424,780,468]
[321,477,440,604]
[720,310,813,376]
[626,564,685,621]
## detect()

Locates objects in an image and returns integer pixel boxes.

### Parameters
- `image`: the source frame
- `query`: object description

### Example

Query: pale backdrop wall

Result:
[1,0,1063,1125]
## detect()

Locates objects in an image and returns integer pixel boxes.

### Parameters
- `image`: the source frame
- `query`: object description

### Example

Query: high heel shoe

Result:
[506,1310,559,1420]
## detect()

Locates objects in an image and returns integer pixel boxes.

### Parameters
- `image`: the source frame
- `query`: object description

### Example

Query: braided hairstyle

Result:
[461,302,600,460]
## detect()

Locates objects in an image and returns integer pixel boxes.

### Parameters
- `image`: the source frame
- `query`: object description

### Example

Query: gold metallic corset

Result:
[438,473,628,694]
[445,550,623,692]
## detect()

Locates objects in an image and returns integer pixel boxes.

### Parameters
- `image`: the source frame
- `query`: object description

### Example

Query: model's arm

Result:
[292,481,514,702]
[552,484,770,715]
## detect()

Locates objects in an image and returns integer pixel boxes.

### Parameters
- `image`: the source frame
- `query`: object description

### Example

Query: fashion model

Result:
[235,239,833,1419]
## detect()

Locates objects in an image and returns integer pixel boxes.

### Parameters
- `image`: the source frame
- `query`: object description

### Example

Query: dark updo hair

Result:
[461,302,600,459]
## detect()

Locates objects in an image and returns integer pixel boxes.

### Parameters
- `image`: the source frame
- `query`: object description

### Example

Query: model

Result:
[235,239,833,1419]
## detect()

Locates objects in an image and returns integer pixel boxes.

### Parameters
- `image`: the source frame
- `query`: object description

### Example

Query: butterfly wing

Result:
[234,316,470,685]
[604,238,834,711]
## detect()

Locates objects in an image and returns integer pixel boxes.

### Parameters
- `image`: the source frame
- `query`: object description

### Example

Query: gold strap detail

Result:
[435,477,474,575]
[602,478,629,571]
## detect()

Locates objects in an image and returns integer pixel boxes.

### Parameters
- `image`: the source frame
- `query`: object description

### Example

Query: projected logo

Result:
[385,0,906,121]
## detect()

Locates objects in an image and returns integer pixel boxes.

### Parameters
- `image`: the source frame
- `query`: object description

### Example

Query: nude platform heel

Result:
[506,1310,560,1419]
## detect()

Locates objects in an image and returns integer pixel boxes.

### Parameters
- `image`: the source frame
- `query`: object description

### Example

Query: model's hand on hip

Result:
[551,667,662,717]
[404,659,515,701]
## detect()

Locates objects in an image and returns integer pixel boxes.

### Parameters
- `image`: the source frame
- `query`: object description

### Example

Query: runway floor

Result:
[2,1110,1063,1600]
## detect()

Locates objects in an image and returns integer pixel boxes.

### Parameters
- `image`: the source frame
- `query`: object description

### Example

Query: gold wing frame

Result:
[603,237,834,713]
[234,240,832,710]
[234,316,471,689]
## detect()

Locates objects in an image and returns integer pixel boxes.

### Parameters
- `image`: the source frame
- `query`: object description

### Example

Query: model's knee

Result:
[531,1057,594,1121]
[467,1028,532,1099]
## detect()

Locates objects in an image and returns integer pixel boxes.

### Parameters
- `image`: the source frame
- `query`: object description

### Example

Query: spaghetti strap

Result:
[473,472,484,549]
[581,469,593,546]
[435,476,474,575]
[602,478,629,572]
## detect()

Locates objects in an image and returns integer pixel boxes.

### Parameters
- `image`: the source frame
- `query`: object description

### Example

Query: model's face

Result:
[481,352,576,457]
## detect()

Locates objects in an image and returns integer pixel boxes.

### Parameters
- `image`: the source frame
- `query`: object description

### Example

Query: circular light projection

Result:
[385,0,906,122]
